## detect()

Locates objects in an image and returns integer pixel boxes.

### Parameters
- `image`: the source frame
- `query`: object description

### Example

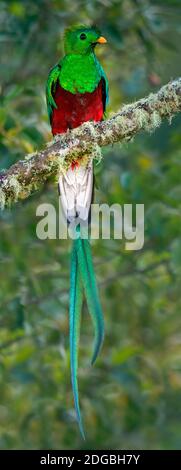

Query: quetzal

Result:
[46,25,109,438]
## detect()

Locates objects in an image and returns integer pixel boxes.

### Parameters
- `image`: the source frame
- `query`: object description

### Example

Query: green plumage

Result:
[70,234,104,439]
[46,65,59,120]
[59,54,102,94]
[46,24,109,121]
[69,239,84,438]
[76,237,104,365]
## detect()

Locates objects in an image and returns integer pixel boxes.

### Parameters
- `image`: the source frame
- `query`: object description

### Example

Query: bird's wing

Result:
[46,64,61,123]
[100,67,109,114]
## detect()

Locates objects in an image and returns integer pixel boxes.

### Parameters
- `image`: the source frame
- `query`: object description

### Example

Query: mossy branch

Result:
[0,77,181,208]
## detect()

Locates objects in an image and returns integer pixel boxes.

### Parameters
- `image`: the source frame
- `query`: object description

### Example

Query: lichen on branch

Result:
[0,77,181,209]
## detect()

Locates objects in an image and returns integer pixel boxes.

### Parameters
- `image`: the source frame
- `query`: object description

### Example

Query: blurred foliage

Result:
[0,0,181,450]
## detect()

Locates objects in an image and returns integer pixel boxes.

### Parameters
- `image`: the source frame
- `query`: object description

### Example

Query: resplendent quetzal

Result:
[46,25,109,438]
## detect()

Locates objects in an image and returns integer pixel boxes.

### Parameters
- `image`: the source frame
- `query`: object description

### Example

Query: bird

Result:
[46,24,109,438]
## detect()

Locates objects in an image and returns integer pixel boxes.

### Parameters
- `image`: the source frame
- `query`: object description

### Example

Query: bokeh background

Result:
[0,0,181,450]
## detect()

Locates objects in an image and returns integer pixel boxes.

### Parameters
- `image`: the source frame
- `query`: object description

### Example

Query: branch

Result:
[0,78,181,208]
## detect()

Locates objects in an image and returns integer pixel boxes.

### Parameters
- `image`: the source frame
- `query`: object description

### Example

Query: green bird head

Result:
[64,25,107,55]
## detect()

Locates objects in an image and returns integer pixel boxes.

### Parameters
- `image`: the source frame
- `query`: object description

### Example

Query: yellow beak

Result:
[97,36,107,44]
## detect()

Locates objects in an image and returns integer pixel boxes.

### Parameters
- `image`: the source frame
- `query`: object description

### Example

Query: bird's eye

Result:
[80,33,87,40]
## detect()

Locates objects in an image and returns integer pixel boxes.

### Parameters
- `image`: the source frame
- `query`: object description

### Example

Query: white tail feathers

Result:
[58,162,93,222]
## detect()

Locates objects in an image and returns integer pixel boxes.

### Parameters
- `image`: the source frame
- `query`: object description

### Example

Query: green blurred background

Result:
[0,0,181,450]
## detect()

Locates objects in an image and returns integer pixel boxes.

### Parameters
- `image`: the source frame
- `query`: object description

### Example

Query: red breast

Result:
[51,80,104,135]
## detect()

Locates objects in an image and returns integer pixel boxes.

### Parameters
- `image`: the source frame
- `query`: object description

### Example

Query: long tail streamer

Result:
[69,233,104,438]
